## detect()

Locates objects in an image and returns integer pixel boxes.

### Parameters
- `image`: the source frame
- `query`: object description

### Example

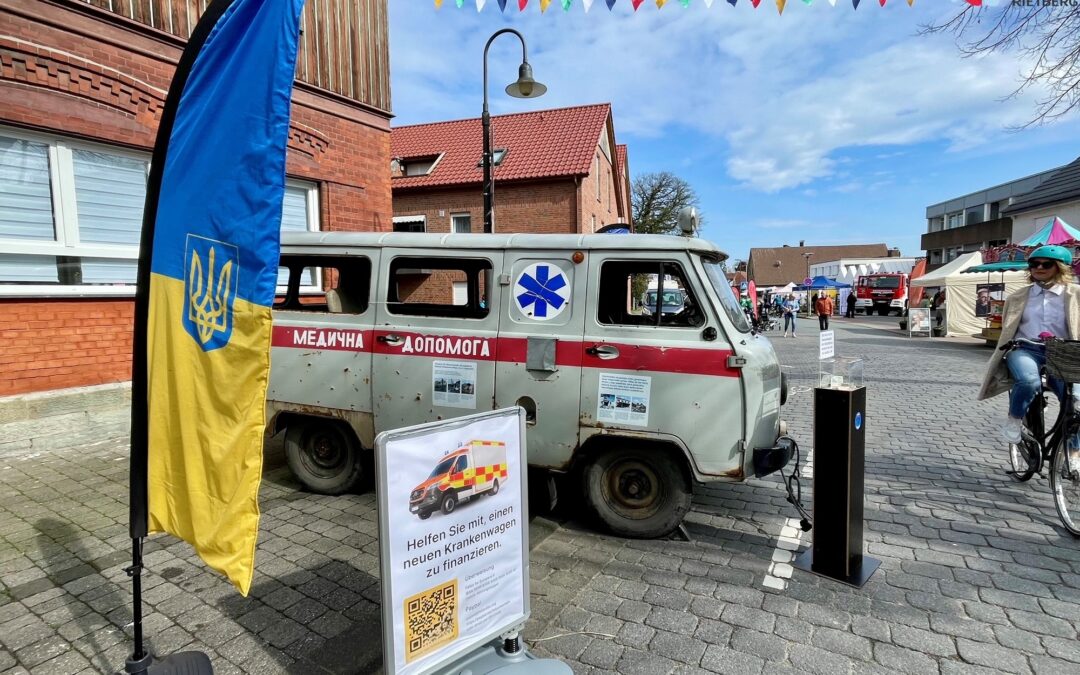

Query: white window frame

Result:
[451,213,472,234]
[277,178,323,294]
[0,126,151,297]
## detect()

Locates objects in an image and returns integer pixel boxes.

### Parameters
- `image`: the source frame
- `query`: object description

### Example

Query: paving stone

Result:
[614,647,678,675]
[809,626,872,660]
[730,628,789,663]
[957,638,1033,674]
[889,624,957,658]
[873,643,939,675]
[650,630,708,666]
[787,643,854,675]
[700,645,765,675]
[579,638,623,670]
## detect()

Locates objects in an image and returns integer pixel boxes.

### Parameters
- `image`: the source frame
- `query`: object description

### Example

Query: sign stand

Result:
[907,307,933,339]
[375,407,571,675]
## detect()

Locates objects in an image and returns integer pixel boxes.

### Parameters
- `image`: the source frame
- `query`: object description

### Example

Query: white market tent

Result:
[912,252,1027,337]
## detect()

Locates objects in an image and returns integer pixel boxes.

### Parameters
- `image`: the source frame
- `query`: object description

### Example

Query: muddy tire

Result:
[582,446,691,538]
[284,420,363,495]
[440,490,458,515]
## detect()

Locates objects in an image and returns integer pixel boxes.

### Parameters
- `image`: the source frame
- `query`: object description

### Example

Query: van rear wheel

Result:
[285,420,363,495]
[582,446,691,539]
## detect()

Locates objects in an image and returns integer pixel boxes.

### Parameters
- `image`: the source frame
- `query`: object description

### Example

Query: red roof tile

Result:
[391,103,612,189]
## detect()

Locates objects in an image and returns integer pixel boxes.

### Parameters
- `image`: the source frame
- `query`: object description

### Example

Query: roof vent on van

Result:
[677,207,698,237]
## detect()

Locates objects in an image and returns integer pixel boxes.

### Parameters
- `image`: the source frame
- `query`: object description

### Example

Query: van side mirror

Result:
[702,327,717,341]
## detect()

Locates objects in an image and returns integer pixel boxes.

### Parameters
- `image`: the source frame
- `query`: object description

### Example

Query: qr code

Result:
[404,578,459,663]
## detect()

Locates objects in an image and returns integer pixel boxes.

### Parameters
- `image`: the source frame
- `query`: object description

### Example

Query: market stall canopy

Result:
[795,275,851,290]
[963,261,1027,274]
[911,251,982,287]
[1018,217,1080,246]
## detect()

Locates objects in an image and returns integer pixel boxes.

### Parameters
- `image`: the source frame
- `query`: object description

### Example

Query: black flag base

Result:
[125,651,214,675]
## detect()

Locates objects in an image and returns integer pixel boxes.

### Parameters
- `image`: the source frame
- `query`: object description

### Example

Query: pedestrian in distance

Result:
[782,294,799,338]
[845,291,856,318]
[815,293,834,331]
[978,246,1080,450]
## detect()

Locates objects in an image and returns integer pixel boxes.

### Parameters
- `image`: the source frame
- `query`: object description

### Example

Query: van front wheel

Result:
[583,447,691,539]
[285,420,363,495]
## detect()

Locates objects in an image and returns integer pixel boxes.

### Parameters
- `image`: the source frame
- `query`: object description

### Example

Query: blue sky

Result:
[387,1,1080,264]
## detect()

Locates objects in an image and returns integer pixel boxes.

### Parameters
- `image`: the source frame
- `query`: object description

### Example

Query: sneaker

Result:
[783,332,789,338]
[792,333,798,338]
[1001,416,1022,445]
[1069,448,1080,474]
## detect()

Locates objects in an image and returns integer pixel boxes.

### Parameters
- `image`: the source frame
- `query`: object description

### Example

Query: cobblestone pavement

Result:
[2,316,1080,674]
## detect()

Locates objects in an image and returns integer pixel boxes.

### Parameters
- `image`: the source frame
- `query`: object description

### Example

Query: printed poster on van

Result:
[376,408,529,675]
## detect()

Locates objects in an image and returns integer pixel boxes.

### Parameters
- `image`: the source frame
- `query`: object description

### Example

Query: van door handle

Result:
[378,333,403,346]
[586,344,620,360]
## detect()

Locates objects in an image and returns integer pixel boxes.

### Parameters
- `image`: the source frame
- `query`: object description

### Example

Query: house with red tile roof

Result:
[391,103,632,235]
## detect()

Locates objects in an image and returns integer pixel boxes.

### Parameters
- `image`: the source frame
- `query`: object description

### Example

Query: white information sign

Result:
[908,307,932,338]
[819,330,835,360]
[597,373,651,426]
[376,409,529,675]
[433,360,477,409]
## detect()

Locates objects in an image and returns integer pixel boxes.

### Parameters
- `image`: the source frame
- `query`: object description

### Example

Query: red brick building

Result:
[0,0,393,396]
[390,103,632,236]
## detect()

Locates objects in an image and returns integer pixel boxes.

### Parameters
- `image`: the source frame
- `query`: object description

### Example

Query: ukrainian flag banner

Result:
[130,0,305,597]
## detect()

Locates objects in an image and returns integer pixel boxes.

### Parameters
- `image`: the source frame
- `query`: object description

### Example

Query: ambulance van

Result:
[267,227,793,538]
[409,440,508,519]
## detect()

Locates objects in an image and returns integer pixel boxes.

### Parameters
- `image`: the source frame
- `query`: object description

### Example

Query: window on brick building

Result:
[452,214,472,234]
[0,128,318,297]
[393,216,426,233]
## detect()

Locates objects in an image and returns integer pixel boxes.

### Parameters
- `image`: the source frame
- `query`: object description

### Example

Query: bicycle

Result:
[1000,337,1080,537]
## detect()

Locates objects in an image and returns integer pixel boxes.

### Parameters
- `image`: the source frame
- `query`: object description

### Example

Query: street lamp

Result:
[482,29,546,234]
[802,252,813,279]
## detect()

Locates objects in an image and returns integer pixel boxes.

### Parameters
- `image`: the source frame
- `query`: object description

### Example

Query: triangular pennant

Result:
[681,0,690,6]
[751,0,761,7]
[657,0,667,6]
[607,0,617,7]
[966,0,981,5]
[827,0,836,4]
[498,0,508,8]
[726,0,736,5]
[540,0,552,10]
[704,0,715,6]
[879,0,886,5]
[852,0,860,7]
[562,0,573,9]
[907,0,913,4]
[583,0,595,10]
[520,0,529,8]
[803,0,812,5]
[457,0,464,6]
[632,0,644,8]
[435,0,443,7]
[776,0,785,13]
[477,0,486,9]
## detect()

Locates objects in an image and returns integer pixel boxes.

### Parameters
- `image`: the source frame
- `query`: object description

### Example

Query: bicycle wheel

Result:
[1049,441,1080,537]
[1009,434,1039,482]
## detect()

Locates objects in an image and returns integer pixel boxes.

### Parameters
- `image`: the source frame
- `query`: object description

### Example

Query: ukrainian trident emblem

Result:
[182,234,238,351]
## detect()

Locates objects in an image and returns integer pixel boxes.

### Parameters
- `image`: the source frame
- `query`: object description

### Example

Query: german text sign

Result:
[376,408,529,675]
[819,330,835,360]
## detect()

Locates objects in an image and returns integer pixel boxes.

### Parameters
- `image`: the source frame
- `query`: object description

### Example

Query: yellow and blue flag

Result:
[130,0,305,596]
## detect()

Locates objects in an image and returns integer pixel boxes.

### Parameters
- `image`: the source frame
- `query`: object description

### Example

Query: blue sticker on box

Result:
[855,412,862,430]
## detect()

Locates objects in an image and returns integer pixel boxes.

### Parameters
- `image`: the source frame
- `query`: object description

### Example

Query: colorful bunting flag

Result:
[751,0,761,7]
[607,0,617,8]
[457,0,465,7]
[777,0,785,14]
[433,0,930,10]
[852,0,860,7]
[583,0,594,10]
[540,0,552,10]
[967,0,981,5]
[435,0,442,8]
[477,0,486,9]
[681,0,690,6]
[563,0,573,9]
[656,0,666,7]
[632,0,644,9]
[520,0,528,9]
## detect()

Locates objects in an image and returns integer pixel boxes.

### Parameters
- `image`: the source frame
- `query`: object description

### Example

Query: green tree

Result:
[923,6,1080,127]
[632,171,702,235]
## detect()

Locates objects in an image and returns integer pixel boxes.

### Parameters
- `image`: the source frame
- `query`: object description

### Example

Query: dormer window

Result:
[477,148,508,168]
[395,153,442,177]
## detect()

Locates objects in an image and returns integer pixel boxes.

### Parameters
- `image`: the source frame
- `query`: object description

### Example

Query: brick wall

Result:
[0,0,392,396]
[394,181,581,234]
[0,300,134,396]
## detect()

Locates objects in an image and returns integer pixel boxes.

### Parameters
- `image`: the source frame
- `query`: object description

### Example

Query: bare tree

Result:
[631,171,702,235]
[922,5,1080,127]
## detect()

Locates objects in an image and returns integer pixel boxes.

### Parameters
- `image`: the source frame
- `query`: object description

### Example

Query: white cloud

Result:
[389,3,1062,193]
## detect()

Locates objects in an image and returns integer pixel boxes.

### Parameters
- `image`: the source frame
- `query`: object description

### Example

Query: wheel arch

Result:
[573,433,695,486]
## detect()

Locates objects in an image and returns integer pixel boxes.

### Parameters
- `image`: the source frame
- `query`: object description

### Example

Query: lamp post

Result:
[802,252,813,279]
[482,29,546,234]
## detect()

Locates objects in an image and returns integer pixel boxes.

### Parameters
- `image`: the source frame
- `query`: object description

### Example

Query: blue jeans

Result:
[784,313,796,333]
[1006,344,1066,419]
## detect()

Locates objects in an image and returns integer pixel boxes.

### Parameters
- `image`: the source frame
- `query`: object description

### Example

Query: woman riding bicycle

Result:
[978,245,1080,450]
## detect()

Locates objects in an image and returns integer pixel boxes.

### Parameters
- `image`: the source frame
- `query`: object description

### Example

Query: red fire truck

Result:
[855,273,909,316]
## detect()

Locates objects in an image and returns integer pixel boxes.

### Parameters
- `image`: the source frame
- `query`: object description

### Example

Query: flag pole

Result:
[126,0,235,672]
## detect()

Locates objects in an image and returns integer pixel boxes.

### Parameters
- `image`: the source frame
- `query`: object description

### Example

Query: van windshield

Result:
[429,457,456,479]
[644,290,685,306]
[702,258,751,333]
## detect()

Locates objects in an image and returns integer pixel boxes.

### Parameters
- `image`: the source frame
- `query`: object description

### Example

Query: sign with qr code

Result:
[376,408,529,674]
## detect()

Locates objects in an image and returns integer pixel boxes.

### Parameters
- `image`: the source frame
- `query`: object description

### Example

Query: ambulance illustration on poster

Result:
[408,440,509,520]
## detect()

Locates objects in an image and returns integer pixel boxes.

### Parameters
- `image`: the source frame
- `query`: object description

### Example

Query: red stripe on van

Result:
[272,327,740,378]
[271,326,371,352]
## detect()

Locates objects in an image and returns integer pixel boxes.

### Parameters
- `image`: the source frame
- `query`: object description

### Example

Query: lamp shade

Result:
[506,62,547,98]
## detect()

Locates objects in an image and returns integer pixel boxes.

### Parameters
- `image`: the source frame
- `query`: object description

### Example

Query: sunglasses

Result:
[1028,259,1057,270]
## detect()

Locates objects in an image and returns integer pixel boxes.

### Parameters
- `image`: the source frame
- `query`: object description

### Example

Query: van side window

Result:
[387,257,491,319]
[274,255,371,314]
[597,261,704,328]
